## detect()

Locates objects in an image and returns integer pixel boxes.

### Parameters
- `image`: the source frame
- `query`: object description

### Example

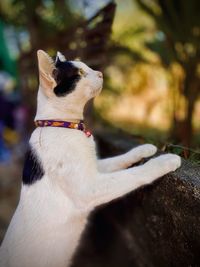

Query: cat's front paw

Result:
[147,153,181,174]
[133,144,157,158]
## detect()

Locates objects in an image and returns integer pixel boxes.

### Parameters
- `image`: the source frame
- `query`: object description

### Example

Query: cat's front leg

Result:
[90,153,181,208]
[97,144,157,173]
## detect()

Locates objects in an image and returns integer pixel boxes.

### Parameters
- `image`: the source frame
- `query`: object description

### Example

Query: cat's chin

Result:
[94,85,103,97]
[86,89,101,101]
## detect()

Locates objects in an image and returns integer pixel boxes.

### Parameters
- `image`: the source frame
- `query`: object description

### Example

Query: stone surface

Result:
[71,131,200,267]
[0,159,21,242]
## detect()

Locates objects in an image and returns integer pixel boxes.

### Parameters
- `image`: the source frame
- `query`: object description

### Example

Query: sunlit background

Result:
[0,0,200,241]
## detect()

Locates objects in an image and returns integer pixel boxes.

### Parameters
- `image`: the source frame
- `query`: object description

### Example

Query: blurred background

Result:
[0,0,200,246]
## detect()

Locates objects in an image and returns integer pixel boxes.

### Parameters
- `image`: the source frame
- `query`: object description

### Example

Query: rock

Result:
[0,160,21,242]
[71,131,200,267]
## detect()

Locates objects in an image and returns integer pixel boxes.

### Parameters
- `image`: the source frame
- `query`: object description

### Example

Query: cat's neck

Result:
[35,88,84,122]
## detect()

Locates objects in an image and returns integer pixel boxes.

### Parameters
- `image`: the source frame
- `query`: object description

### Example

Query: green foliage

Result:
[0,0,83,31]
[0,20,16,76]
[135,0,200,78]
[164,144,200,164]
[134,0,200,146]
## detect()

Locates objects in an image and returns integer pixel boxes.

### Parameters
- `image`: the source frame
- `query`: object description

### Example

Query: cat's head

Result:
[36,50,103,120]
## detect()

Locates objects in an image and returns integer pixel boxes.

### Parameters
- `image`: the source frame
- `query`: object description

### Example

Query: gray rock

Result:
[71,131,200,267]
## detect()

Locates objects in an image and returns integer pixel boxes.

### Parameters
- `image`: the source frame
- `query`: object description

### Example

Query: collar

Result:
[35,120,92,137]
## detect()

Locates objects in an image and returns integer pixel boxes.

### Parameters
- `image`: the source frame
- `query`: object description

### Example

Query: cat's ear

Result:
[55,51,66,66]
[37,50,56,93]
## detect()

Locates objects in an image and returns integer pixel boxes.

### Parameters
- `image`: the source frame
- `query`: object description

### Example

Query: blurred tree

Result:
[0,20,16,77]
[0,0,116,129]
[135,0,200,147]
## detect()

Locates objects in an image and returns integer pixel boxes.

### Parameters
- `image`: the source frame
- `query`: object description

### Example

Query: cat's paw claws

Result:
[137,144,157,158]
[163,154,181,171]
[150,154,181,172]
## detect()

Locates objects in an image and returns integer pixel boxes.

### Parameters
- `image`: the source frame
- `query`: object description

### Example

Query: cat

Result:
[0,50,181,267]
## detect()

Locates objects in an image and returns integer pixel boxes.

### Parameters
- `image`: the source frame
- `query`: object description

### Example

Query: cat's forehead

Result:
[70,60,90,71]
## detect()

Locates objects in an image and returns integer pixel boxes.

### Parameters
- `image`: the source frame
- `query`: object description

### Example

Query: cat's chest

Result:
[31,127,96,154]
[29,127,97,177]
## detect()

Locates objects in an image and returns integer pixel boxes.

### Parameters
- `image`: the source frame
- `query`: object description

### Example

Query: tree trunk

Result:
[171,64,199,147]
[181,69,200,147]
[182,96,195,147]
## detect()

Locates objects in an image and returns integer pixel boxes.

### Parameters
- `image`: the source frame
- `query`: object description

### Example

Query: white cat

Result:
[0,50,181,267]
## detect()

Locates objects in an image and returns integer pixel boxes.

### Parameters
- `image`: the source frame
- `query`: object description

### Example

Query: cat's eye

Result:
[79,68,87,77]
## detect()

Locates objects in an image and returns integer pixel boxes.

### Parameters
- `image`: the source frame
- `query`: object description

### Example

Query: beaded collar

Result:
[35,120,92,137]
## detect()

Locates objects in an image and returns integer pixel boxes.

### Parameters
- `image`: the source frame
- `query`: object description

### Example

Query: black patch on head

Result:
[53,58,81,97]
[22,146,44,185]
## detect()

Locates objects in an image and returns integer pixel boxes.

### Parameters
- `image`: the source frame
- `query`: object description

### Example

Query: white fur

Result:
[0,51,181,267]
[56,51,66,62]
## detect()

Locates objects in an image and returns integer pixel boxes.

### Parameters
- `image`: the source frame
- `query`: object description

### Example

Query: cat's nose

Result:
[97,71,103,78]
